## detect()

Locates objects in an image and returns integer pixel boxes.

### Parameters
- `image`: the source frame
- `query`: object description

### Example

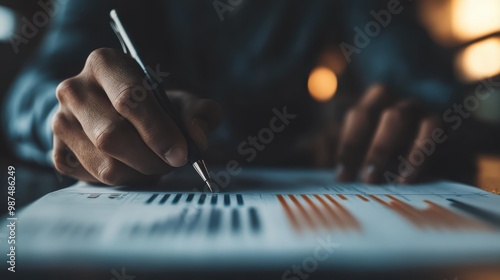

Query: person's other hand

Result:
[336,84,442,184]
[51,48,222,185]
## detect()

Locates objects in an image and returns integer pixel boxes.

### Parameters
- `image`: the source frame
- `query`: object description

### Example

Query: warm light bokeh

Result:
[456,37,500,82]
[419,0,500,45]
[452,0,500,41]
[418,0,454,46]
[307,67,337,102]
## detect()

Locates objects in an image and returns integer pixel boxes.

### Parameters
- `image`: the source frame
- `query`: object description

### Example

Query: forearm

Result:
[2,71,58,165]
[2,0,113,166]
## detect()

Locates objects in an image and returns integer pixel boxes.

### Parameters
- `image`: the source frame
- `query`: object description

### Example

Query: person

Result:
[2,0,460,186]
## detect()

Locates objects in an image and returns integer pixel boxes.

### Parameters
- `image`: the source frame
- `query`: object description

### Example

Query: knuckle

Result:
[51,111,71,136]
[366,84,388,99]
[52,151,67,174]
[422,115,441,128]
[358,84,391,109]
[381,107,404,120]
[113,84,137,114]
[97,160,121,185]
[86,48,114,69]
[345,107,361,120]
[347,105,374,119]
[53,150,74,175]
[395,99,419,110]
[345,106,372,125]
[94,121,123,153]
[56,78,81,103]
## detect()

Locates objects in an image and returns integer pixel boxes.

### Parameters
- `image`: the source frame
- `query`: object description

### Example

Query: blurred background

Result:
[0,1,46,160]
[0,0,499,205]
[309,0,500,193]
[306,0,500,193]
[0,2,499,279]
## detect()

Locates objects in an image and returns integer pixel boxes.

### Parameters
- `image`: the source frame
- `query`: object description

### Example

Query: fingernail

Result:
[164,145,188,167]
[191,119,209,151]
[362,164,376,183]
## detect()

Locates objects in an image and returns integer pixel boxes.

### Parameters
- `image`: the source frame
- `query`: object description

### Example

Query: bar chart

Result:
[277,193,494,233]
[9,169,500,271]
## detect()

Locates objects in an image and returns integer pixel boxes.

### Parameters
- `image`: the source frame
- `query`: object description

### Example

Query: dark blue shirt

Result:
[2,0,459,165]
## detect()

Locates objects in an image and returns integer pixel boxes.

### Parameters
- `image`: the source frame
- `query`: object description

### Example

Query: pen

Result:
[109,9,216,192]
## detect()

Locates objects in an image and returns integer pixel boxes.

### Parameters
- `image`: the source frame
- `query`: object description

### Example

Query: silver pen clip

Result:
[110,20,129,55]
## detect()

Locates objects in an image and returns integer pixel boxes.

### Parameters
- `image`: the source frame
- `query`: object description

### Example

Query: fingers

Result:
[52,110,147,185]
[397,116,441,184]
[52,48,223,185]
[336,84,392,181]
[59,81,172,175]
[357,84,394,110]
[336,107,377,181]
[167,90,223,151]
[361,101,421,184]
[53,136,98,183]
[336,83,437,185]
[84,48,188,167]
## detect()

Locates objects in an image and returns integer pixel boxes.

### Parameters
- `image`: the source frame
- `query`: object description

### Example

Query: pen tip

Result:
[205,180,216,193]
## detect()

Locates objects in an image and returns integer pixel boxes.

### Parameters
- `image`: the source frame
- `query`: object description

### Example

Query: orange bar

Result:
[370,195,424,229]
[356,194,369,202]
[425,200,492,231]
[371,195,493,232]
[324,194,361,231]
[369,194,389,206]
[289,194,316,229]
[387,195,427,229]
[313,194,346,230]
[301,194,330,228]
[422,201,461,230]
[425,200,466,227]
[337,194,348,200]
[277,195,300,232]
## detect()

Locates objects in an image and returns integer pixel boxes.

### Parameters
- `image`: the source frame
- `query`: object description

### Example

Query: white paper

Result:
[6,168,500,271]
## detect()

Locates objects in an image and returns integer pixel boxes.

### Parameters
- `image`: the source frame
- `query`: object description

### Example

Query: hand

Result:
[51,48,222,185]
[336,84,441,184]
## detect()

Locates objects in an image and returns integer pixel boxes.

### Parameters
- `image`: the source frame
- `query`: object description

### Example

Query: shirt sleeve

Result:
[2,0,115,166]
[339,0,461,110]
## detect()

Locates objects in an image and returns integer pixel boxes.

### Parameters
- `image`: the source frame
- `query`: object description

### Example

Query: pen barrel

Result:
[110,9,204,169]
[146,72,201,164]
